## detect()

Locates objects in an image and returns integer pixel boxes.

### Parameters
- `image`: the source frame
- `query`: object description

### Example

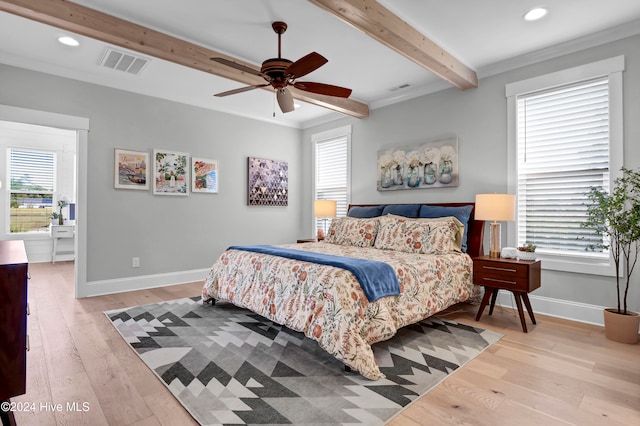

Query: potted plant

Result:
[56,195,70,225]
[517,243,537,260]
[582,167,640,344]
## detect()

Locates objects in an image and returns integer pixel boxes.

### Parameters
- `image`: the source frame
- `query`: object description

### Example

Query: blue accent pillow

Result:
[381,204,421,218]
[419,205,474,252]
[347,205,384,218]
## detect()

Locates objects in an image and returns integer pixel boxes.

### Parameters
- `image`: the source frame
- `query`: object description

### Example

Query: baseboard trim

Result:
[82,268,210,298]
[494,290,606,327]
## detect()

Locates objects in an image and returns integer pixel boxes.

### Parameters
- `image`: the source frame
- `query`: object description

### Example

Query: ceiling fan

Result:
[211,21,352,114]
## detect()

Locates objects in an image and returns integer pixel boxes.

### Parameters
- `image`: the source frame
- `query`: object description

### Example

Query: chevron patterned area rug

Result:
[105,297,502,426]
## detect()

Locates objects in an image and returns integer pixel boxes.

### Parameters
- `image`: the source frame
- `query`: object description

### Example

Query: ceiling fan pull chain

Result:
[273,92,276,117]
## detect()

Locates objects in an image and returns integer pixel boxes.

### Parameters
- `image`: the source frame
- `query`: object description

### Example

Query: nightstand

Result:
[296,238,318,243]
[50,224,75,263]
[473,255,541,332]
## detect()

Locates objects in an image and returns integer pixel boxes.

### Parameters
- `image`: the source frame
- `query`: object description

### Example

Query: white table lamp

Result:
[314,200,337,240]
[475,194,516,258]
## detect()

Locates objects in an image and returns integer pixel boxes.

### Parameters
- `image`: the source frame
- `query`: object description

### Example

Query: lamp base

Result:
[489,222,501,258]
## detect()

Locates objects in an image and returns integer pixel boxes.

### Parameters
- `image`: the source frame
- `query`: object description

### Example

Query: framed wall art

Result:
[247,156,288,206]
[192,157,218,193]
[377,136,459,191]
[153,149,189,195]
[114,149,149,190]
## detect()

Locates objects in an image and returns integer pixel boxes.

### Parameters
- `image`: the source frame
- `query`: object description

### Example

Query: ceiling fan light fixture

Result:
[523,7,548,22]
[57,35,80,47]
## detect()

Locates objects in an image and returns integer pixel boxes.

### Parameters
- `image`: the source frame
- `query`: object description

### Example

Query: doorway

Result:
[0,104,88,298]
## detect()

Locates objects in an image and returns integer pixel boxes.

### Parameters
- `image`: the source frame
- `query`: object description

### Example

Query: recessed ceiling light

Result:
[524,7,548,22]
[58,36,79,47]
[294,102,301,109]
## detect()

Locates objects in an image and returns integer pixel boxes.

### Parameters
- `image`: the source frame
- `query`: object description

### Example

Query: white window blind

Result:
[8,148,56,233]
[314,133,349,231]
[10,149,56,192]
[516,78,609,256]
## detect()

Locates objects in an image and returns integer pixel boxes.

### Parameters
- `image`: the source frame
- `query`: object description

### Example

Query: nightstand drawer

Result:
[474,272,529,291]
[51,225,75,238]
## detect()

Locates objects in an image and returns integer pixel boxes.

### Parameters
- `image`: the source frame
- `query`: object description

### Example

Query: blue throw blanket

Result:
[228,245,400,302]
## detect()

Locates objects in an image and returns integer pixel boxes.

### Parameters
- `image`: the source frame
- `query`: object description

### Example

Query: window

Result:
[8,148,56,233]
[312,125,351,232]
[506,56,624,275]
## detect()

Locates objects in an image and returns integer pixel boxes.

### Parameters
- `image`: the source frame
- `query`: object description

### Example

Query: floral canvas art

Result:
[192,157,218,193]
[153,149,189,195]
[377,137,459,191]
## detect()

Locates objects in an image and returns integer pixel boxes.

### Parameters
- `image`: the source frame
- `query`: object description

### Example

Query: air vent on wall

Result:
[99,47,150,75]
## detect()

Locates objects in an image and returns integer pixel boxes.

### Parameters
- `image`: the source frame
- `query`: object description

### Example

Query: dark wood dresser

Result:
[0,240,29,418]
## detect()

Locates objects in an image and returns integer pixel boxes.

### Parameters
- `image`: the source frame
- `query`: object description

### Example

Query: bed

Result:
[202,202,485,380]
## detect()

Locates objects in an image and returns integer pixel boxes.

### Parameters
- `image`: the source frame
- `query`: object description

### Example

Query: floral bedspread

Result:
[202,242,476,380]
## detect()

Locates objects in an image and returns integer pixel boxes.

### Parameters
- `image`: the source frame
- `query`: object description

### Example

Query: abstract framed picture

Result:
[192,157,218,193]
[247,156,288,206]
[153,149,189,196]
[377,136,459,191]
[114,149,149,190]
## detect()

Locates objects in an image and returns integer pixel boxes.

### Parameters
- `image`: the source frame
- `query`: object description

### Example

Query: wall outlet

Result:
[132,257,140,268]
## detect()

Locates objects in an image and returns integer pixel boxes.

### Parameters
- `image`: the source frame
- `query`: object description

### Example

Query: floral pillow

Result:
[374,214,459,254]
[325,217,380,247]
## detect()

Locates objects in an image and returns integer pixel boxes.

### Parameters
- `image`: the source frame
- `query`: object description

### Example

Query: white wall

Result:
[0,63,304,296]
[303,34,640,323]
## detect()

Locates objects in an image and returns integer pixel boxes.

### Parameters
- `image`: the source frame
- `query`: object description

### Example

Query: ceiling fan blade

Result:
[276,88,295,113]
[214,84,269,97]
[286,52,328,79]
[293,81,352,98]
[211,57,267,79]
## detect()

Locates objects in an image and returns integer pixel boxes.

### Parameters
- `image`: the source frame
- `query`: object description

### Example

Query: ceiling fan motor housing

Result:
[261,58,293,88]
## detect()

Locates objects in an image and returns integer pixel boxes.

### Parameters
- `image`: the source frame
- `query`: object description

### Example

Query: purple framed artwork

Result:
[247,157,288,206]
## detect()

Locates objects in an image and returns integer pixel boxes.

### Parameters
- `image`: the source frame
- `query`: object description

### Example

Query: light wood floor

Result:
[11,261,640,425]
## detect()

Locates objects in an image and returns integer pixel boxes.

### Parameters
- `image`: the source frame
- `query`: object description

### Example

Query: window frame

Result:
[506,56,624,276]
[311,125,352,236]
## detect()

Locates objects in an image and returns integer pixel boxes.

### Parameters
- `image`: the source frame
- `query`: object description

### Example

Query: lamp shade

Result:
[314,200,337,218]
[475,194,516,221]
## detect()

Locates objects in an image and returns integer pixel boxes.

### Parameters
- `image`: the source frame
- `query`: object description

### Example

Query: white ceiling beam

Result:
[309,0,478,90]
[0,0,369,118]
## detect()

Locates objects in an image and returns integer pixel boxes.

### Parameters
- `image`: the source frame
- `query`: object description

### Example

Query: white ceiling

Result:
[1,0,640,128]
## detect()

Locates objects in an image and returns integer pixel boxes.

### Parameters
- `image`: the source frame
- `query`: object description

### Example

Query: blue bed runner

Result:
[228,245,400,302]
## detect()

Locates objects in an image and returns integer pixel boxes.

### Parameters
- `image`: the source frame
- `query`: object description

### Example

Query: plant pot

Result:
[603,308,640,344]
[517,251,536,261]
